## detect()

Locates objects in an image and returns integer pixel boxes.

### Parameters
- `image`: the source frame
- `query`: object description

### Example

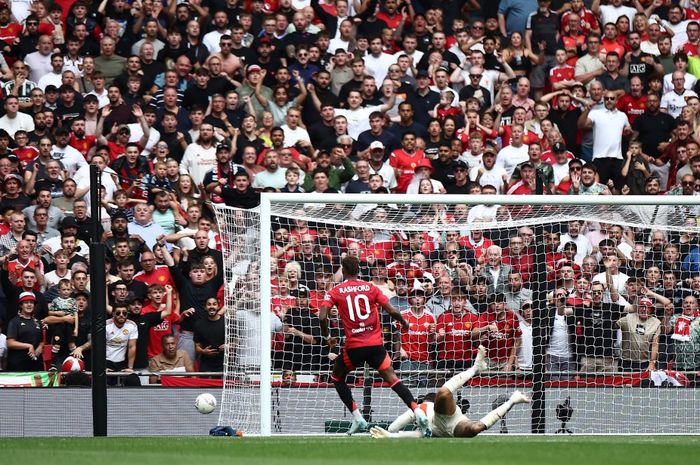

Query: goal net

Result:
[212,194,700,435]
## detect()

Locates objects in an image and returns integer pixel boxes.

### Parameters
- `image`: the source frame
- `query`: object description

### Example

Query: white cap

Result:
[369,141,385,150]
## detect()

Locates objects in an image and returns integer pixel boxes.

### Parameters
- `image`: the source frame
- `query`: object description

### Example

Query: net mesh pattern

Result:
[213,198,700,435]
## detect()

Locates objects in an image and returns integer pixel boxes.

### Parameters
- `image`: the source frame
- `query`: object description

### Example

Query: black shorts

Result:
[335,345,392,372]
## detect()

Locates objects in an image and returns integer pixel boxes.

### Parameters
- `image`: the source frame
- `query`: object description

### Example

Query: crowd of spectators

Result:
[0,0,699,384]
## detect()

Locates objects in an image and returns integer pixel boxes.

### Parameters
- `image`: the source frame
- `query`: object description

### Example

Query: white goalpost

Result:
[213,194,700,436]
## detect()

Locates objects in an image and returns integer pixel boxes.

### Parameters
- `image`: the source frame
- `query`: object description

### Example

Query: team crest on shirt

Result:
[464,322,472,330]
[123,329,129,335]
[159,276,166,282]
[411,163,416,168]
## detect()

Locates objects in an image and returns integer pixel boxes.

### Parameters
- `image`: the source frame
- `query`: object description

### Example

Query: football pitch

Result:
[2,436,697,465]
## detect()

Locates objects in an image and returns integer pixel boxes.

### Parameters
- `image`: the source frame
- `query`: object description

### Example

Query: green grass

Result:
[2,436,697,465]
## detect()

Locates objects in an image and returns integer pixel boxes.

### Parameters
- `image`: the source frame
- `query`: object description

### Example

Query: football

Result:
[195,393,217,414]
[61,356,85,372]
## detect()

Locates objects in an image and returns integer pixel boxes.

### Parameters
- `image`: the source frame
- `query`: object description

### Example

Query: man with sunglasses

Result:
[578,91,631,191]
[103,304,141,385]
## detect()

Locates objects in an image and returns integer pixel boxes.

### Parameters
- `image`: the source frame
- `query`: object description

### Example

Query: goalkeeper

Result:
[370,346,530,438]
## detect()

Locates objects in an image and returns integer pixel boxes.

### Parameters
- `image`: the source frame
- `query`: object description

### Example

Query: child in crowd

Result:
[47,279,79,357]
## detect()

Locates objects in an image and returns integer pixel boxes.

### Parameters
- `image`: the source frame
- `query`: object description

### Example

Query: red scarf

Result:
[671,315,694,342]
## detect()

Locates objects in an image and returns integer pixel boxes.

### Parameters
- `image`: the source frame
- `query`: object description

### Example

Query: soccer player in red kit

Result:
[319,256,432,437]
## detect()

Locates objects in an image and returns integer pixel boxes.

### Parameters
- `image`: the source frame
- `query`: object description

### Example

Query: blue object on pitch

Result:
[209,426,241,437]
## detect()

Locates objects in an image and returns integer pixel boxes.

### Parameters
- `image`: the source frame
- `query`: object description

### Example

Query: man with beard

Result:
[180,229,223,276]
[103,211,147,259]
[193,296,226,373]
[168,255,224,362]
[23,188,64,230]
[632,93,676,162]
[303,69,338,127]
[203,143,239,204]
[179,123,217,186]
[51,127,89,178]
[67,117,96,159]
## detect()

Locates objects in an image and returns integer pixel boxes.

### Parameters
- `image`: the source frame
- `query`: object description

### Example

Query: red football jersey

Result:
[386,261,424,280]
[549,64,576,85]
[398,309,436,362]
[437,311,479,361]
[271,294,296,317]
[617,94,647,125]
[476,310,521,363]
[142,303,178,358]
[322,279,388,348]
[389,149,426,193]
[133,266,179,308]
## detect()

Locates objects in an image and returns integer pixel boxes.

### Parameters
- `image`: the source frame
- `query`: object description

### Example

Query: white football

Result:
[195,393,217,414]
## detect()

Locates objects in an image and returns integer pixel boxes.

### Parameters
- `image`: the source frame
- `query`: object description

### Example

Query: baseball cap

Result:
[638,298,655,308]
[111,211,129,222]
[60,217,80,230]
[4,173,23,184]
[552,142,567,152]
[520,161,535,170]
[483,147,497,156]
[369,141,385,151]
[416,69,430,78]
[334,48,347,55]
[246,65,262,76]
[216,143,231,152]
[415,158,433,173]
[45,85,59,93]
[18,291,36,303]
[453,160,469,170]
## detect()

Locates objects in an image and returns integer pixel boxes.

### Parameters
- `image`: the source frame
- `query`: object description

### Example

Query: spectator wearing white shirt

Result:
[36,53,64,91]
[558,220,593,265]
[281,106,311,148]
[0,96,34,137]
[469,148,508,194]
[364,37,396,85]
[252,150,288,190]
[495,124,529,179]
[202,10,232,53]
[179,123,218,186]
[578,90,632,189]
[24,34,53,83]
[314,89,396,140]
[661,70,698,118]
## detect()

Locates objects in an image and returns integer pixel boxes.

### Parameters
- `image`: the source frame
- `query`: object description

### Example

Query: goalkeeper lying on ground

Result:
[370,346,531,438]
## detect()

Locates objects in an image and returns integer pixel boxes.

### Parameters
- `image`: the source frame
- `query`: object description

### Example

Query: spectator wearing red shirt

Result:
[68,117,96,159]
[616,76,646,125]
[460,228,494,265]
[560,0,599,36]
[681,21,700,57]
[473,294,521,372]
[387,244,424,281]
[503,236,534,283]
[140,284,178,360]
[398,288,436,378]
[436,288,479,371]
[389,131,427,193]
[549,49,577,88]
[600,23,626,60]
